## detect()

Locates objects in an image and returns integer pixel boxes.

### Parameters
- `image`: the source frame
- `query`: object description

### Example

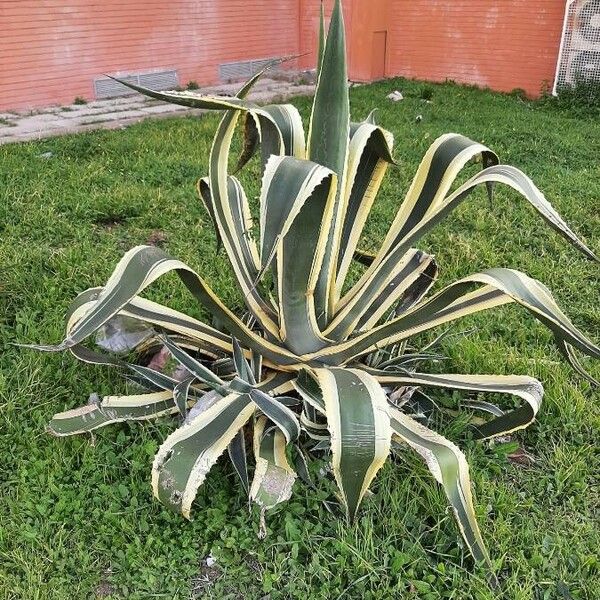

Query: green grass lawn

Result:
[1,79,599,600]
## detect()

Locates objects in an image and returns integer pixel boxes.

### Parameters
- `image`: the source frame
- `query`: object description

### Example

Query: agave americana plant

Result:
[32,0,598,579]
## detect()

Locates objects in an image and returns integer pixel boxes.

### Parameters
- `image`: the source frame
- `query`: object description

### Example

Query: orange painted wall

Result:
[0,1,300,111]
[346,0,391,81]
[298,0,354,70]
[1,1,566,111]
[383,1,566,97]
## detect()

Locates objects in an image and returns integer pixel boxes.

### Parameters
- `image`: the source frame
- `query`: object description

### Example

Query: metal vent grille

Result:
[554,0,600,94]
[94,70,179,99]
[219,58,279,82]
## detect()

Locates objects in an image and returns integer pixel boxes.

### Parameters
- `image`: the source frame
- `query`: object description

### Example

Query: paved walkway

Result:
[0,76,315,145]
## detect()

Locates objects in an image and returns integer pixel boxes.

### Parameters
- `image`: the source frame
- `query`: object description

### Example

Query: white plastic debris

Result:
[415,114,423,123]
[95,315,154,354]
[387,90,404,102]
[205,554,217,567]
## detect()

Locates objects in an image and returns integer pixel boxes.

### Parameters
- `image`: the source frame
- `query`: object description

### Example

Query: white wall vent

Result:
[554,1,600,94]
[94,70,179,99]
[219,58,279,82]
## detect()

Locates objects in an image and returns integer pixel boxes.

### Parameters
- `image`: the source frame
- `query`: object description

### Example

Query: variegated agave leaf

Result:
[29,0,599,583]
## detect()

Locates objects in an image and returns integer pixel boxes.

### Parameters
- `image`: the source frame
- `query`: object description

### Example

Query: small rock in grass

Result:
[387,90,404,102]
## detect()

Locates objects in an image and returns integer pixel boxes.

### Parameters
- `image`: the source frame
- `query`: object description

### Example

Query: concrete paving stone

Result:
[244,92,275,104]
[141,104,192,115]
[84,105,150,118]
[83,96,144,109]
[79,109,149,123]
[10,121,62,137]
[25,112,64,123]
[288,85,315,96]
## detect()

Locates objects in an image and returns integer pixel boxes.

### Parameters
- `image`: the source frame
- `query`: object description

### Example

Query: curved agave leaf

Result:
[228,427,249,494]
[250,417,296,511]
[199,175,259,273]
[341,154,596,316]
[30,245,303,367]
[49,391,177,436]
[326,248,436,340]
[556,339,600,387]
[369,370,543,439]
[308,0,350,326]
[208,102,280,336]
[250,104,307,169]
[259,155,334,273]
[249,388,301,443]
[311,368,392,521]
[338,133,497,311]
[65,287,232,366]
[233,103,307,175]
[384,133,498,251]
[108,55,265,111]
[276,166,338,354]
[334,122,395,300]
[60,288,126,367]
[60,290,225,396]
[112,64,306,176]
[152,392,255,518]
[233,112,260,175]
[175,66,308,339]
[121,294,231,353]
[300,407,330,441]
[309,268,600,369]
[107,81,253,111]
[389,406,495,580]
